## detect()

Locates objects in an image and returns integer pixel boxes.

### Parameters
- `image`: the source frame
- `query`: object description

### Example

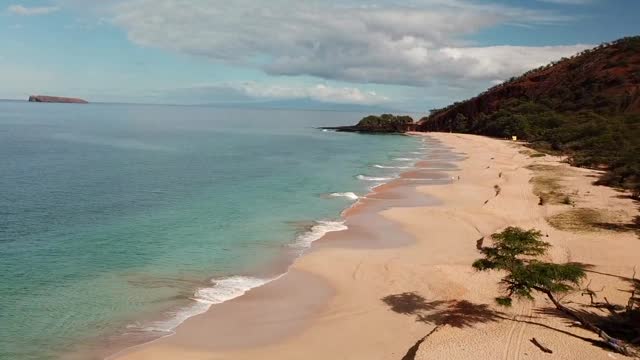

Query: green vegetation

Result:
[473,227,584,307]
[473,227,638,356]
[547,208,605,231]
[547,207,639,234]
[355,114,414,133]
[527,164,573,205]
[449,99,640,196]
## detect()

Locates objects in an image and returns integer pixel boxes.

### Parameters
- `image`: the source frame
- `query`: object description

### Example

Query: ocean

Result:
[0,102,421,359]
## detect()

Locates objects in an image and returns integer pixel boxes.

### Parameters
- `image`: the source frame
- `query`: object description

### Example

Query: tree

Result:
[473,227,638,356]
[452,113,469,132]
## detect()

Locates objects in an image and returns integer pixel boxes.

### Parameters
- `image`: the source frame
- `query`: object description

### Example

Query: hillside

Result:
[417,36,640,196]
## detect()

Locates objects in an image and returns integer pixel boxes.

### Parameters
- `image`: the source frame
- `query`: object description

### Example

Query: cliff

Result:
[28,95,88,104]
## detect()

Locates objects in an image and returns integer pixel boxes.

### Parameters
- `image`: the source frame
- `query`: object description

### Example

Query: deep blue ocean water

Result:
[0,102,420,359]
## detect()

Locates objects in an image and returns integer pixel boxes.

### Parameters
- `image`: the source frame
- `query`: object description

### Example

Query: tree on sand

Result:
[473,227,638,356]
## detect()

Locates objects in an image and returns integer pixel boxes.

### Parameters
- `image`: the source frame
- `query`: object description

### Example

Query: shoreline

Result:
[95,134,455,360]
[67,132,434,360]
[105,134,461,360]
[107,133,639,359]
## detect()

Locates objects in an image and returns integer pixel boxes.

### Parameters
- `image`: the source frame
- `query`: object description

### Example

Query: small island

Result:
[28,95,88,104]
[322,114,416,133]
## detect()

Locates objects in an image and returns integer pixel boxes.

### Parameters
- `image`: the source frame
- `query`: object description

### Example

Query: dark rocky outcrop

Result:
[28,95,88,104]
[322,114,416,133]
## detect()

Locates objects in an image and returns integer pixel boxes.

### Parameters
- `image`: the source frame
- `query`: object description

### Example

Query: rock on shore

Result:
[28,95,88,104]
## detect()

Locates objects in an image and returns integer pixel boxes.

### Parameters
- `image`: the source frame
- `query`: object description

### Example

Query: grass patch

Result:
[526,164,574,205]
[547,208,603,232]
[561,195,574,205]
[530,175,565,204]
[547,208,639,234]
[529,153,547,158]
[520,149,547,158]
[526,164,561,172]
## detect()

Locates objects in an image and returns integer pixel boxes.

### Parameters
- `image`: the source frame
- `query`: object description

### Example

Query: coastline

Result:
[110,133,639,359]
[64,131,430,360]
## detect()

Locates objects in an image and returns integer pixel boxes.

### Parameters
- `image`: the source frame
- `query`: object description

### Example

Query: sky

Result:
[1,0,639,111]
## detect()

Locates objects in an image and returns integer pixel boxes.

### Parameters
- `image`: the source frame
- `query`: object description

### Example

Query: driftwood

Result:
[627,267,638,313]
[536,286,639,357]
[581,281,620,316]
[530,338,553,353]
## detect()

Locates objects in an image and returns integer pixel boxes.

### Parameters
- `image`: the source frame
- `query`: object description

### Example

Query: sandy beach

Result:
[111,133,639,360]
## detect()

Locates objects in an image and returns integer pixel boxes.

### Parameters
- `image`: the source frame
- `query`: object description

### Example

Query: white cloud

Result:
[102,0,588,87]
[168,82,390,105]
[243,83,389,104]
[437,44,589,80]
[7,4,59,16]
[538,0,593,4]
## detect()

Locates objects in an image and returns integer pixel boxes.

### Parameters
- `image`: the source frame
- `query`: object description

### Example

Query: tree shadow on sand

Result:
[381,292,504,360]
[381,292,631,359]
[381,292,446,316]
[381,292,504,328]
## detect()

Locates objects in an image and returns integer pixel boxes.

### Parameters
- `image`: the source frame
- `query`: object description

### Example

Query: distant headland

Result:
[28,95,88,104]
[321,114,416,133]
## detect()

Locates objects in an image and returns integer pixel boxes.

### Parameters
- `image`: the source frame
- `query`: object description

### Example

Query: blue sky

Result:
[1,0,639,111]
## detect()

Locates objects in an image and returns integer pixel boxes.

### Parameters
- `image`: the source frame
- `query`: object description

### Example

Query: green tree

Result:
[473,227,637,356]
[454,113,468,132]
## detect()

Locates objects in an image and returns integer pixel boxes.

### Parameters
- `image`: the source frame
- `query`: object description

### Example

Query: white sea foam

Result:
[357,175,394,181]
[194,276,273,304]
[291,220,348,248]
[373,164,412,169]
[132,146,425,339]
[137,217,350,336]
[329,192,359,201]
[143,275,277,333]
[141,220,348,334]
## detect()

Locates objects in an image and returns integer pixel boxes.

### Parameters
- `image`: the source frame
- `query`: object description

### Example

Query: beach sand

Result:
[111,133,639,360]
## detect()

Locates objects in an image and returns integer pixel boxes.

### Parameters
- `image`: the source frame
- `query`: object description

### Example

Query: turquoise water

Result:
[0,102,420,359]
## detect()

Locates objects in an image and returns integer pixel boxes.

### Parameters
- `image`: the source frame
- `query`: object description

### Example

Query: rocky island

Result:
[28,95,88,104]
[322,114,416,133]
